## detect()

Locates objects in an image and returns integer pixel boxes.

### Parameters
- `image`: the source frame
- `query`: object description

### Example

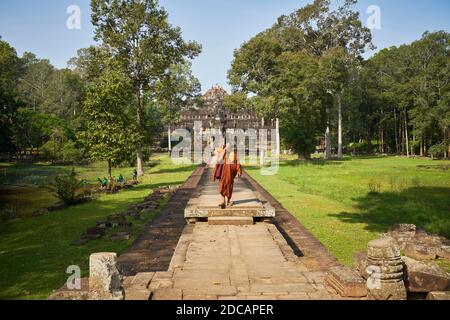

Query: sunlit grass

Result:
[0,154,196,300]
[247,156,450,268]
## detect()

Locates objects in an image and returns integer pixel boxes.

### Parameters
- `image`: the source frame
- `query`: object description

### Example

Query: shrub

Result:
[41,140,60,164]
[52,168,82,205]
[61,141,83,164]
[429,142,448,159]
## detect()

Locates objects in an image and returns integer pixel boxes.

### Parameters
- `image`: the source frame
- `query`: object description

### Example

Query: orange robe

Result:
[213,156,242,200]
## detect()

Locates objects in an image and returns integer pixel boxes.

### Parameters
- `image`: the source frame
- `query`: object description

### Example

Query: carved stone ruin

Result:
[366,238,407,300]
[88,252,124,300]
[325,266,367,298]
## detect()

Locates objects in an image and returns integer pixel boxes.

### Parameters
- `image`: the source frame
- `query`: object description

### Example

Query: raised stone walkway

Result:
[121,166,342,300]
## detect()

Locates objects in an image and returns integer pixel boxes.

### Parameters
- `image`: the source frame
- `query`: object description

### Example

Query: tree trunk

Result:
[325,125,331,160]
[168,123,172,154]
[404,111,410,158]
[337,92,343,158]
[135,83,144,177]
[108,160,112,179]
[394,108,399,153]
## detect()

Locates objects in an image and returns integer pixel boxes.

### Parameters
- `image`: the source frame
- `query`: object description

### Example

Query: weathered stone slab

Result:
[152,288,182,300]
[426,291,450,300]
[438,246,450,260]
[404,243,437,260]
[124,289,152,300]
[402,256,450,293]
[88,253,124,300]
[130,272,155,289]
[209,217,254,226]
[325,266,367,298]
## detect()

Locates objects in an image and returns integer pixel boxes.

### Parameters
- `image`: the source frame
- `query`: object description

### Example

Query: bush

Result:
[428,142,449,159]
[52,168,82,205]
[61,141,83,164]
[348,140,377,155]
[41,140,59,164]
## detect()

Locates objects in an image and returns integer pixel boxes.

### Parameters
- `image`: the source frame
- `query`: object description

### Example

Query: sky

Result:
[0,0,449,91]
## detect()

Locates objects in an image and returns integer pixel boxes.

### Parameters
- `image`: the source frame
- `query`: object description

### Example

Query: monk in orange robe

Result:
[213,149,242,208]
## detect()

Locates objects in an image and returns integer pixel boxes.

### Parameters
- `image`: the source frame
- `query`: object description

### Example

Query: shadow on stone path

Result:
[120,165,344,300]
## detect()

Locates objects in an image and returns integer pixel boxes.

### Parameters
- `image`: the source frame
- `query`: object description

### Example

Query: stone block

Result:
[89,252,124,300]
[208,217,254,226]
[438,246,450,260]
[124,289,152,300]
[152,288,182,300]
[426,291,450,300]
[404,243,437,260]
[402,256,450,293]
[325,266,367,298]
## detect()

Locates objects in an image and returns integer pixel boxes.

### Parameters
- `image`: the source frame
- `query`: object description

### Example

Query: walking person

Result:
[213,146,242,209]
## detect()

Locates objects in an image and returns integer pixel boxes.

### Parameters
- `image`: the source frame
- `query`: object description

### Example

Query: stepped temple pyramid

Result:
[179,85,265,130]
[167,85,280,162]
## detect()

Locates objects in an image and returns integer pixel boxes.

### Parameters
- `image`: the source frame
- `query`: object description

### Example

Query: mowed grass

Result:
[246,156,450,268]
[0,154,196,300]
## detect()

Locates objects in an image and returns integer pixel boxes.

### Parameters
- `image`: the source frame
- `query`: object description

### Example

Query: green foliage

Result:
[429,142,449,159]
[348,140,377,155]
[91,0,202,173]
[42,138,83,165]
[78,59,138,177]
[228,0,372,158]
[0,39,22,154]
[52,168,82,204]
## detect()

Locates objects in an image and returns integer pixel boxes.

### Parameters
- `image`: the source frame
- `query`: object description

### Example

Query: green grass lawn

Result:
[246,156,450,268]
[0,154,196,300]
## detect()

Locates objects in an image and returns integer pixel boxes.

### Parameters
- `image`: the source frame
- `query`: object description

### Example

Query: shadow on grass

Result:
[330,186,450,238]
[151,165,198,175]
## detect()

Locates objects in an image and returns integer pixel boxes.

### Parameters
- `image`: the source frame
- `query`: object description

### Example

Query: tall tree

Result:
[228,0,373,159]
[79,60,138,178]
[274,0,373,158]
[91,0,201,176]
[0,38,22,154]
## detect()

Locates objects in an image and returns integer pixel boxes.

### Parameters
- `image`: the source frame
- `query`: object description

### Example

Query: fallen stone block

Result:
[86,227,105,236]
[387,224,417,250]
[404,243,437,260]
[426,291,450,300]
[414,230,449,247]
[438,246,450,260]
[107,232,130,241]
[325,266,367,298]
[402,256,450,293]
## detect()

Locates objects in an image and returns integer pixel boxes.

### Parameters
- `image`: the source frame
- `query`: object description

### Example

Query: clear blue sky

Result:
[1,0,449,91]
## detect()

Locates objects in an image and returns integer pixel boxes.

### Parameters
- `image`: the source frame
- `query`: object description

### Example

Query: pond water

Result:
[0,186,56,219]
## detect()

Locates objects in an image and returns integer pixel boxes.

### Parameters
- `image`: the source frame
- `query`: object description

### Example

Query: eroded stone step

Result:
[208,217,254,226]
